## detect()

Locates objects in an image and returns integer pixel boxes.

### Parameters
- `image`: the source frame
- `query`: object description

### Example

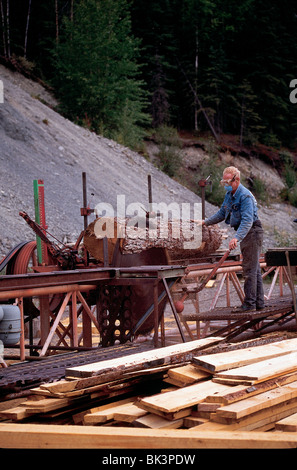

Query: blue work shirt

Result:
[205,183,259,242]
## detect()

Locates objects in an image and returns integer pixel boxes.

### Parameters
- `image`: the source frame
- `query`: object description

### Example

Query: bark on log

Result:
[83,217,222,263]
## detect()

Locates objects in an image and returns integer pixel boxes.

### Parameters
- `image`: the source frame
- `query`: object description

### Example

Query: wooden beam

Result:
[214,351,297,382]
[0,423,297,448]
[65,337,224,378]
[193,338,297,373]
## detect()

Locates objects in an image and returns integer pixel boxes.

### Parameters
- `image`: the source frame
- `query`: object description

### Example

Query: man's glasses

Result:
[220,175,236,186]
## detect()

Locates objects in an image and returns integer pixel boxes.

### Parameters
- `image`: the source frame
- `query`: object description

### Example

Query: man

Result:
[202,166,265,312]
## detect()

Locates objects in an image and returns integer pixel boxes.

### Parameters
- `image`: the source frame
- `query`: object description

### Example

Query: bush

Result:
[154,126,183,177]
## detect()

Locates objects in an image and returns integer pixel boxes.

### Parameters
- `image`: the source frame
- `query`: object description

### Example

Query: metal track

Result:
[0,341,154,395]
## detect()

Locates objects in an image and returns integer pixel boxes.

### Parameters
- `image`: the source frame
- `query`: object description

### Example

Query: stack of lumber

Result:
[0,337,222,426]
[2,335,297,443]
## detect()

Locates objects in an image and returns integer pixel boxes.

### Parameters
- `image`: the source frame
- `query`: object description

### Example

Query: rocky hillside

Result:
[0,64,296,261]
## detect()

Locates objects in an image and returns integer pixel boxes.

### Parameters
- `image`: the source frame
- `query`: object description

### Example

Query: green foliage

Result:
[154,126,183,177]
[51,0,150,149]
[194,140,226,206]
[279,151,297,207]
[247,176,268,204]
[2,0,297,150]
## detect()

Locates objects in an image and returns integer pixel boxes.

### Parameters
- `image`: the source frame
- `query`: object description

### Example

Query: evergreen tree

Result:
[51,0,150,149]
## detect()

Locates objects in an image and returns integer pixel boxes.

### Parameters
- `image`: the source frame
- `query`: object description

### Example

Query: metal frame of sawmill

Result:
[0,255,294,363]
[0,265,187,362]
[176,253,297,341]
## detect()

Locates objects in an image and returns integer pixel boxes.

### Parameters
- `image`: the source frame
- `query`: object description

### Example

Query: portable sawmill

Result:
[0,173,223,353]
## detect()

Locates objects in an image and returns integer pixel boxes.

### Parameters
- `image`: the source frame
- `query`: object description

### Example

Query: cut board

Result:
[215,380,297,420]
[1,423,297,448]
[275,412,297,432]
[168,364,210,383]
[206,371,297,404]
[138,381,232,414]
[84,401,146,425]
[193,338,297,373]
[65,337,223,378]
[214,351,297,382]
[133,414,183,429]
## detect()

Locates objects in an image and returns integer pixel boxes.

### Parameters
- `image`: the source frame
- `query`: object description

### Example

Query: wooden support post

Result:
[279,266,284,297]
[266,266,280,300]
[162,278,186,343]
[71,292,78,347]
[40,292,72,356]
[39,295,50,346]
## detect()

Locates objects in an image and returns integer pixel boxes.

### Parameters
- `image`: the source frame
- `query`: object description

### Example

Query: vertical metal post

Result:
[82,172,88,231]
[18,297,25,361]
[148,174,153,213]
[153,281,159,348]
[33,179,48,265]
[285,251,297,323]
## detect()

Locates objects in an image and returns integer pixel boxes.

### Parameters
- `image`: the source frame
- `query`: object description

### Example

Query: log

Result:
[83,217,222,263]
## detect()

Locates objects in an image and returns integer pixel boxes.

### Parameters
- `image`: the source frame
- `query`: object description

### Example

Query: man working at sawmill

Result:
[201,166,265,313]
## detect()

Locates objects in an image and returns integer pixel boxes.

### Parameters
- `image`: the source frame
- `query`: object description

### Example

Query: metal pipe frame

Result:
[0,265,186,360]
[179,262,289,339]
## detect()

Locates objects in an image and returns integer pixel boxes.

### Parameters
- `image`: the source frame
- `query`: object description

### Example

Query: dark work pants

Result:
[240,220,265,309]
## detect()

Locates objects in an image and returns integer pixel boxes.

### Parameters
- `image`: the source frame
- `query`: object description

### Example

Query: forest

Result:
[1,0,297,154]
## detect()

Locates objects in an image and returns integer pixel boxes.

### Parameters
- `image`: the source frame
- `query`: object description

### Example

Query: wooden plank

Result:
[138,380,232,414]
[212,377,254,385]
[133,414,183,429]
[183,416,209,428]
[193,338,297,373]
[168,364,210,383]
[275,413,297,432]
[0,407,33,421]
[83,398,136,424]
[212,399,297,431]
[137,403,192,421]
[207,371,297,404]
[215,381,297,420]
[113,404,147,423]
[84,402,146,425]
[214,351,297,382]
[24,397,70,413]
[65,337,223,378]
[1,423,297,448]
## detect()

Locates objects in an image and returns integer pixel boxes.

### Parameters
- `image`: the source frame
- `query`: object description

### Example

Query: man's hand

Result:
[229,238,238,250]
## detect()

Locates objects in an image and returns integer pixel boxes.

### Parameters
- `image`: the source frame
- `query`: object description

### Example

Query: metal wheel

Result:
[6,241,63,317]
